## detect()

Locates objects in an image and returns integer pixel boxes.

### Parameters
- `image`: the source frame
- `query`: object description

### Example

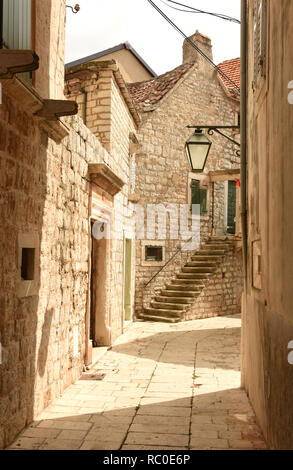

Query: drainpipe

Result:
[241,0,248,281]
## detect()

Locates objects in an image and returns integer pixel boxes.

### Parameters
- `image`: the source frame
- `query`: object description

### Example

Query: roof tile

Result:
[217,57,241,98]
[127,61,195,111]
[128,57,241,111]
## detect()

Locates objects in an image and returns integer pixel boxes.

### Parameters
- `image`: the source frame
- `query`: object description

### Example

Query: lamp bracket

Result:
[187,125,240,156]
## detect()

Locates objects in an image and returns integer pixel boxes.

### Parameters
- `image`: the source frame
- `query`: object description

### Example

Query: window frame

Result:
[191,179,208,216]
[145,245,163,262]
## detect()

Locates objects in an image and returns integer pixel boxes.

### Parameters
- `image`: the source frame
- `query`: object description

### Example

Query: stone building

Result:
[241,0,293,449]
[0,0,138,449]
[127,32,243,322]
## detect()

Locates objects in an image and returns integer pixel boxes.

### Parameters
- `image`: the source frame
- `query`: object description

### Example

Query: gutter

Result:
[241,0,248,281]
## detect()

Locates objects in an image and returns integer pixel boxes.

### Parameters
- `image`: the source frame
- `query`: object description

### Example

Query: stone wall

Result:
[134,50,240,318]
[139,243,243,320]
[185,247,243,320]
[0,75,135,448]
[66,62,139,340]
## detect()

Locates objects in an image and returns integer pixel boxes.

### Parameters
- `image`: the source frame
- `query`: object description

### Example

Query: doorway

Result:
[90,221,110,348]
[124,238,132,321]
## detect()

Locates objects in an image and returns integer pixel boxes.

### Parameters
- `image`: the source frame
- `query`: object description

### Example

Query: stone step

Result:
[151,301,187,311]
[155,296,192,304]
[161,289,200,297]
[177,273,211,280]
[209,237,235,243]
[191,255,223,262]
[186,261,218,267]
[170,279,205,286]
[182,267,215,273]
[197,250,226,256]
[139,314,181,323]
[144,308,183,319]
[205,243,232,250]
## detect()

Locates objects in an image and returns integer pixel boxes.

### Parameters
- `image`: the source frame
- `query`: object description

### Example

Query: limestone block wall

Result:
[138,242,243,319]
[0,75,135,447]
[185,247,243,320]
[134,64,240,317]
[66,65,138,340]
[110,78,137,339]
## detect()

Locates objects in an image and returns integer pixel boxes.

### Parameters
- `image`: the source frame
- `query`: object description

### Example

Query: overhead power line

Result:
[163,0,241,24]
[146,0,240,95]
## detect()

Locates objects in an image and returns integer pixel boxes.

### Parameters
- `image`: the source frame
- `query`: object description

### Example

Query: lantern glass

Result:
[186,130,212,172]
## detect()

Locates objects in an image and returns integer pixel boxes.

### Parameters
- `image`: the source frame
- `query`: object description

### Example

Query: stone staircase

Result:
[139,237,236,323]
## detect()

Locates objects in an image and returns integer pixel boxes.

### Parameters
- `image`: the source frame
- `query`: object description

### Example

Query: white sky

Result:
[65,0,241,76]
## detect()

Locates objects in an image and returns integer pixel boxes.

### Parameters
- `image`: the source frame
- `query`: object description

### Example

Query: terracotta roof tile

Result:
[128,57,240,111]
[217,58,240,99]
[127,61,195,111]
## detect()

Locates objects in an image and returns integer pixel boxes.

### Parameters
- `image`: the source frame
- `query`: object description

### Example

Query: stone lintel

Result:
[0,50,39,78]
[209,169,240,182]
[88,163,125,196]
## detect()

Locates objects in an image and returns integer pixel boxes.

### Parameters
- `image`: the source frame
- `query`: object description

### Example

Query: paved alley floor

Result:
[9,315,267,450]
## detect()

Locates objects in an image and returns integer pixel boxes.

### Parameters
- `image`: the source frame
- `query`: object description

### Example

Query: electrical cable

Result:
[146,0,240,94]
[165,0,241,24]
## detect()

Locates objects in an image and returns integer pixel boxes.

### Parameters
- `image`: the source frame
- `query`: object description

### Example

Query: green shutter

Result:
[227,181,236,234]
[191,180,207,216]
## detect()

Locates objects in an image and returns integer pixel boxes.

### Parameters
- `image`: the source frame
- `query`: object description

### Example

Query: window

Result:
[0,0,31,49]
[21,247,35,280]
[145,246,163,262]
[191,179,207,216]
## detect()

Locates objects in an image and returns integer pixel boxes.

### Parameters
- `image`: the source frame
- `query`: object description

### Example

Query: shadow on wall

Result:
[0,114,50,449]
[37,308,54,378]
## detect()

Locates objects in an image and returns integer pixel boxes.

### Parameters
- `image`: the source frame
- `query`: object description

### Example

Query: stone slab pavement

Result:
[8,314,267,450]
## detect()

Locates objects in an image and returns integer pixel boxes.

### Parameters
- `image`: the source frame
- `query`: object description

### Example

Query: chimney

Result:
[183,31,213,71]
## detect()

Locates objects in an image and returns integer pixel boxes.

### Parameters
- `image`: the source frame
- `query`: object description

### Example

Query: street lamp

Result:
[185,129,212,173]
[186,125,240,172]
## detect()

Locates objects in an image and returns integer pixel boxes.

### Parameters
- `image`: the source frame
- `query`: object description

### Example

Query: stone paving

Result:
[8,315,267,450]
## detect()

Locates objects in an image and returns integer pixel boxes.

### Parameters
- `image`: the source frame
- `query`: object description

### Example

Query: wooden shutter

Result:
[227,181,236,235]
[1,0,31,49]
[254,0,267,87]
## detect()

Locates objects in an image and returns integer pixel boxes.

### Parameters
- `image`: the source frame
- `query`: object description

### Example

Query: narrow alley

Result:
[8,315,266,451]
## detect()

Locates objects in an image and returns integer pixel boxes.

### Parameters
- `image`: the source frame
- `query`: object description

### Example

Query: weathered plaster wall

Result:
[242,0,293,449]
[92,48,154,83]
[34,0,66,99]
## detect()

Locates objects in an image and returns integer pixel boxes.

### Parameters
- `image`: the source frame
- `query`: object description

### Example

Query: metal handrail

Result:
[144,237,193,289]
